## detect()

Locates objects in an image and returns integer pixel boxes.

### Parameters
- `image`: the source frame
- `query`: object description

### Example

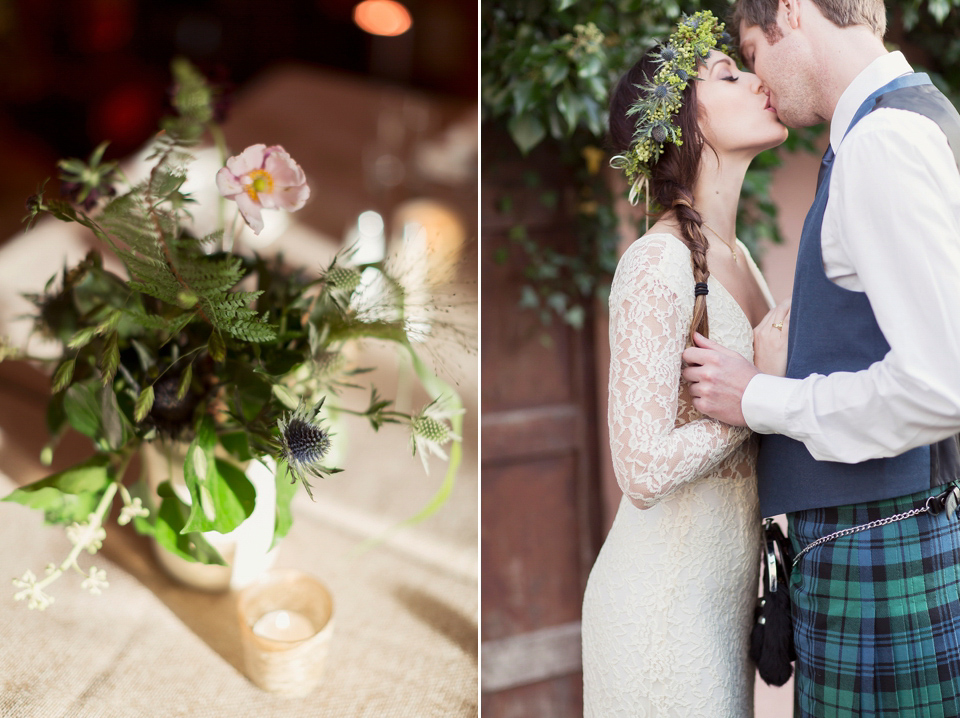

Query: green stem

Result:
[224,207,241,253]
[210,124,229,248]
[33,482,118,591]
[328,406,408,420]
[147,345,204,386]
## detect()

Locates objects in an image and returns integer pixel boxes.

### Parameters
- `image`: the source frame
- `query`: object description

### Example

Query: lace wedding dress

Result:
[582,233,773,717]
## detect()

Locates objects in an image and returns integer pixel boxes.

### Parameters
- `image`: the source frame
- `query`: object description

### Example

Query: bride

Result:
[581,11,790,717]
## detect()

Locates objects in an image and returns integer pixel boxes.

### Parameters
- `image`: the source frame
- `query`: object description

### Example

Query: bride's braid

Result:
[671,195,710,344]
[609,51,717,345]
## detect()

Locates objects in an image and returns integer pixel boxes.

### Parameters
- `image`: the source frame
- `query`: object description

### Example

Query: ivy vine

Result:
[482,0,960,327]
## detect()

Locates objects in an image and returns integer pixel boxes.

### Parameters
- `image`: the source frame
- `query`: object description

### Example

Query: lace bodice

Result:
[582,232,774,717]
[608,233,760,509]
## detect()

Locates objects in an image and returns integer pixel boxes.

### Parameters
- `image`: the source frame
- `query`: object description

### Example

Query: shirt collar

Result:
[829,51,914,150]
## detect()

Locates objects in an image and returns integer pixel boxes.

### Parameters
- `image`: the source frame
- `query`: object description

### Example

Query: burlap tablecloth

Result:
[0,435,477,718]
[0,199,478,718]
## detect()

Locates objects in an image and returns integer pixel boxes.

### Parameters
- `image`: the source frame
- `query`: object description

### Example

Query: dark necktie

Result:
[816,144,836,191]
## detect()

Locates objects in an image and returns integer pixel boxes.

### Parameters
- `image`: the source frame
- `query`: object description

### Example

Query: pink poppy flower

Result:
[215,144,310,234]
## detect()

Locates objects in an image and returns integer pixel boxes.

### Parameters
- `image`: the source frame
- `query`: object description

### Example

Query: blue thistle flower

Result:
[675,68,689,82]
[657,44,678,63]
[686,15,701,29]
[651,123,668,144]
[277,398,341,500]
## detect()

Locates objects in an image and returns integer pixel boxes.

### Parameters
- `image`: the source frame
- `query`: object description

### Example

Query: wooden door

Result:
[480,133,604,717]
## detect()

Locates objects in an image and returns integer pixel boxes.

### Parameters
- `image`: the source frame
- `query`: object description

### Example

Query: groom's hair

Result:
[731,0,886,43]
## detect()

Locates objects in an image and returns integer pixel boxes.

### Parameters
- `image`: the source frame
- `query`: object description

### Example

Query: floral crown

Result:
[610,11,734,205]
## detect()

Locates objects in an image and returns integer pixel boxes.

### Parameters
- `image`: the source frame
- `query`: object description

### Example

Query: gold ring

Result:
[773,321,784,331]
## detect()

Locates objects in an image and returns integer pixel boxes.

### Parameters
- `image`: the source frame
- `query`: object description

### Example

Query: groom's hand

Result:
[681,332,760,427]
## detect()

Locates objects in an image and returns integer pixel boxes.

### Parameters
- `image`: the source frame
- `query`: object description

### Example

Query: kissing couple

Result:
[581,1,960,716]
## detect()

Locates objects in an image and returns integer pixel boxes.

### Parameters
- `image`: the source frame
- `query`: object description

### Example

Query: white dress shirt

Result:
[742,52,960,463]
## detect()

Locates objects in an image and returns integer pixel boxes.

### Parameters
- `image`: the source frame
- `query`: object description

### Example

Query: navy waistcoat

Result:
[757,74,960,517]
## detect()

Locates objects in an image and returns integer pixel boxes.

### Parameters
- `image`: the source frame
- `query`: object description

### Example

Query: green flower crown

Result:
[611,11,734,204]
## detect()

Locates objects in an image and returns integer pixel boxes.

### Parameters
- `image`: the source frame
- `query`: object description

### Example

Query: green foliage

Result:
[180,416,255,533]
[482,0,960,326]
[891,0,960,108]
[483,0,736,325]
[148,483,228,565]
[272,460,298,549]
[2,455,112,525]
[4,58,467,586]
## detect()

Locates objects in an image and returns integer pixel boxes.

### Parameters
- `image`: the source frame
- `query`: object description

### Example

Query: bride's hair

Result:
[609,50,713,344]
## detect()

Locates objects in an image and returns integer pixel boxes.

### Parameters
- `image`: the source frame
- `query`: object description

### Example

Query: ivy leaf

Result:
[220,431,254,462]
[557,87,581,134]
[564,305,586,329]
[52,358,76,393]
[519,285,540,309]
[64,382,102,439]
[152,488,227,565]
[511,78,535,116]
[929,0,951,22]
[134,385,155,423]
[100,386,131,451]
[576,53,603,78]
[181,416,255,534]
[543,58,569,87]
[508,114,546,155]
[2,454,112,525]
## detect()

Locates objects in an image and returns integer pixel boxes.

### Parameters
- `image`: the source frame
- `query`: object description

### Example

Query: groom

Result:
[681,0,960,715]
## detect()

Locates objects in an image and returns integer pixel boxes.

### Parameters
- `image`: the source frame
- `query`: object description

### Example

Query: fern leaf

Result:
[128,280,182,306]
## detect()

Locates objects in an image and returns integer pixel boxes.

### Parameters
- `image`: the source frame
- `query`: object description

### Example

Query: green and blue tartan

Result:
[788,483,960,718]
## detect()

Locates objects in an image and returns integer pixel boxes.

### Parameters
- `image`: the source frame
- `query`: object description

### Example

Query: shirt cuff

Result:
[742,374,796,435]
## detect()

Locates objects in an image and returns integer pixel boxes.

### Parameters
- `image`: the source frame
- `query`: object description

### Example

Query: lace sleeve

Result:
[608,238,749,510]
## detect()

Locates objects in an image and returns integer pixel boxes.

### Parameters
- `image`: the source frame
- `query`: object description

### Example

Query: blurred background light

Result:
[353,0,412,37]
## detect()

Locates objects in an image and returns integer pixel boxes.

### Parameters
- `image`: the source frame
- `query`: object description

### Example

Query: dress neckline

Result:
[643,232,773,330]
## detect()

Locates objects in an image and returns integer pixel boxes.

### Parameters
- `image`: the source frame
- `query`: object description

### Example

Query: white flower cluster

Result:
[12,570,55,611]
[117,497,149,526]
[80,567,109,595]
[66,520,107,554]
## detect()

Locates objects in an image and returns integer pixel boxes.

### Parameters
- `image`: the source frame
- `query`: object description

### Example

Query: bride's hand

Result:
[753,299,791,376]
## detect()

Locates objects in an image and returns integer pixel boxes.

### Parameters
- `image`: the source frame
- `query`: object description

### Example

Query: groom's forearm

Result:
[742,364,960,463]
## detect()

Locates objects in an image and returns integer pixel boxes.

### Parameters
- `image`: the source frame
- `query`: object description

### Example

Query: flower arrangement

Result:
[2,59,465,609]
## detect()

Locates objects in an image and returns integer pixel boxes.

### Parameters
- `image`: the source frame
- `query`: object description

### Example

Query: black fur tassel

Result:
[750,521,797,687]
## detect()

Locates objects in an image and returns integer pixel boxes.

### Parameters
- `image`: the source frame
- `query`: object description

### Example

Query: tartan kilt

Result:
[788,483,960,718]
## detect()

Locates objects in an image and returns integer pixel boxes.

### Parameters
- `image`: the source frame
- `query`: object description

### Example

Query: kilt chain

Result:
[792,484,960,570]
